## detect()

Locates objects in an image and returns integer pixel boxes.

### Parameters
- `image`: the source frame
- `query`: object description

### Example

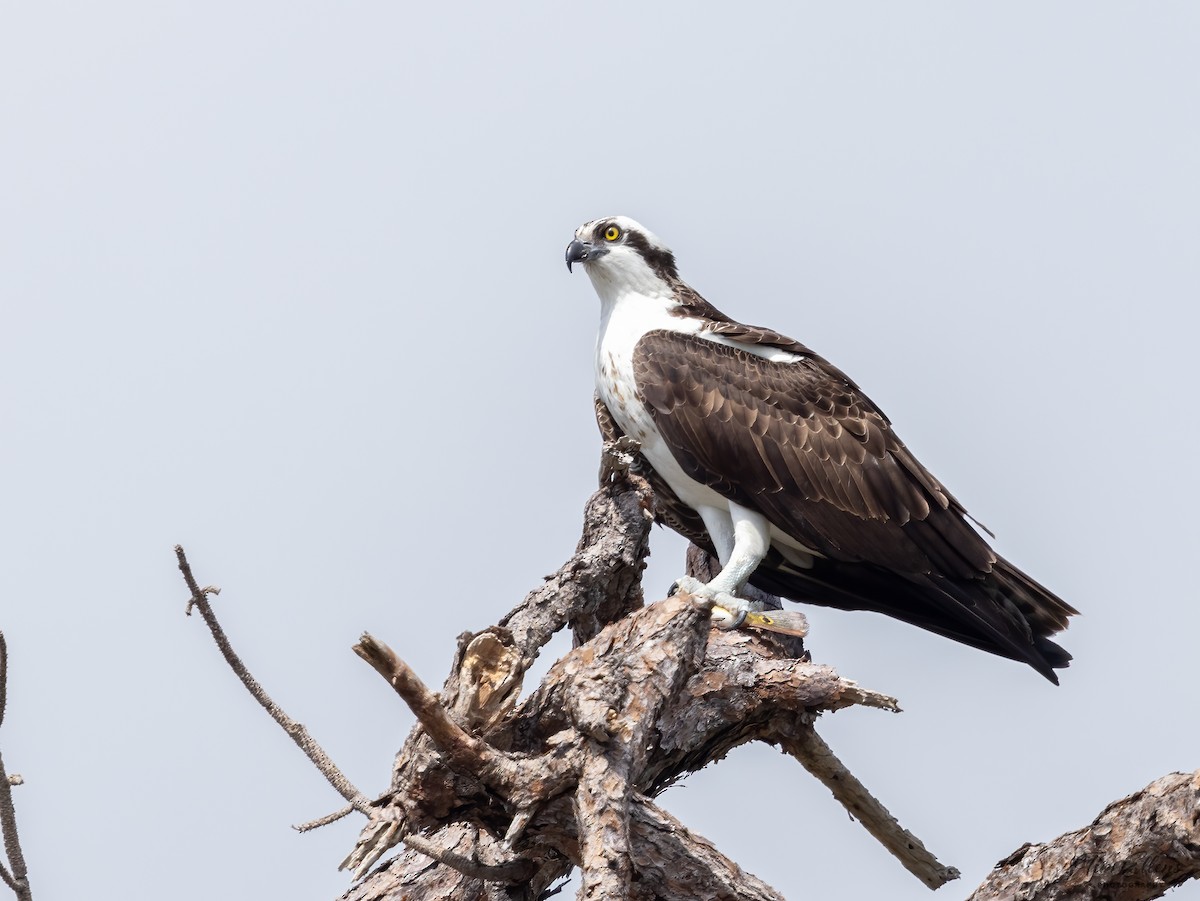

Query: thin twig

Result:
[782,726,960,889]
[401,832,535,884]
[0,632,6,731]
[0,633,32,901]
[294,804,355,833]
[173,545,372,816]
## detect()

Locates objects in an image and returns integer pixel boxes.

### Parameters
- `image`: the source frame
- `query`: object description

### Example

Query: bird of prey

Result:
[566,216,1076,682]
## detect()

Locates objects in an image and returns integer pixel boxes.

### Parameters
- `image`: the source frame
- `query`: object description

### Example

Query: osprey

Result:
[566,216,1076,682]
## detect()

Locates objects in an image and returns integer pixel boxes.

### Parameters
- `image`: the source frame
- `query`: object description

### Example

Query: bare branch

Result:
[0,632,32,901]
[352,633,579,804]
[353,634,505,778]
[968,769,1200,901]
[779,726,960,890]
[173,545,371,816]
[0,632,6,731]
[294,804,355,833]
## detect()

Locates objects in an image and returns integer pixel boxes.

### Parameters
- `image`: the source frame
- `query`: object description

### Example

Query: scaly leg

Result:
[674,502,771,630]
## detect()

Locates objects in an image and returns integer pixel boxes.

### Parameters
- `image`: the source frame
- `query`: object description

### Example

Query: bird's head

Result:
[565,216,679,299]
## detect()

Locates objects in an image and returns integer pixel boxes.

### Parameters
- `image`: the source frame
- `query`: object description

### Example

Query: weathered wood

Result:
[968,770,1200,901]
[782,727,960,888]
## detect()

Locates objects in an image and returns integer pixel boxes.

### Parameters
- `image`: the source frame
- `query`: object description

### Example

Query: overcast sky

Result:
[2,4,1198,899]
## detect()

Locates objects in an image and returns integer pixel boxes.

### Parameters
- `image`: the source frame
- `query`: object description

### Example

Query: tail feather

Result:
[749,551,1075,683]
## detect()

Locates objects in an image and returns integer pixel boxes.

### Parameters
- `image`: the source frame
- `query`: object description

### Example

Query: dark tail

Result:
[750,552,1077,683]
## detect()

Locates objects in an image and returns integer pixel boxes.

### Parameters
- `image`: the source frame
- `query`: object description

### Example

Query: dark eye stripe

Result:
[624,230,679,281]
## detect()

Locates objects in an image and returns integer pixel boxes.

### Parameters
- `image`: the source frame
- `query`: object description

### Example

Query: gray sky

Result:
[2,4,1198,899]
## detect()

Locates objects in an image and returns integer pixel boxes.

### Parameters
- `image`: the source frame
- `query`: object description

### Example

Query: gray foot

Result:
[673,576,762,630]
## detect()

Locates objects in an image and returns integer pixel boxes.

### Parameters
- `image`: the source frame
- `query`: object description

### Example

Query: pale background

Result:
[2,4,1198,899]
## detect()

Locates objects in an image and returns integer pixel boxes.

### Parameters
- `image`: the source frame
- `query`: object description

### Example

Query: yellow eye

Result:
[604,225,621,242]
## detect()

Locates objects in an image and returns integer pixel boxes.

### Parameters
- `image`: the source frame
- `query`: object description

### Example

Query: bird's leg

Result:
[675,504,771,630]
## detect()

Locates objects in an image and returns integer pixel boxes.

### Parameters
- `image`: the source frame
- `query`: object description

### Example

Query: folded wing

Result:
[628,328,1076,680]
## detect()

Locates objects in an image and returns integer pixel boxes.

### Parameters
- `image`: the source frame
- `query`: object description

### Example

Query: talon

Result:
[673,576,708,602]
[711,604,748,630]
[672,575,754,627]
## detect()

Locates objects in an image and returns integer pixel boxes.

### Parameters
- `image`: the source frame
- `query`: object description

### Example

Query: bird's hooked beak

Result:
[565,239,607,272]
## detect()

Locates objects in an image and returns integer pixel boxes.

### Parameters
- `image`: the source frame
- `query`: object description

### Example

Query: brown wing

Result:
[632,329,996,580]
[596,369,1074,681]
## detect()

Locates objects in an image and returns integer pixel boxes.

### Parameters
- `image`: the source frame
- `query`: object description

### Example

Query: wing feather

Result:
[633,329,993,577]
[594,376,1076,682]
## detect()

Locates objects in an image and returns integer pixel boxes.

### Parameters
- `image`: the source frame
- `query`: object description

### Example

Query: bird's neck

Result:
[586,256,676,309]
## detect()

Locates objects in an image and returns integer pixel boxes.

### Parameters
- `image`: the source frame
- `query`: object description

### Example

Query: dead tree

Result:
[173,447,1200,900]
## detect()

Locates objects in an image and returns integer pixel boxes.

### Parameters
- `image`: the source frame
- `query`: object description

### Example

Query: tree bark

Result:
[969,769,1200,901]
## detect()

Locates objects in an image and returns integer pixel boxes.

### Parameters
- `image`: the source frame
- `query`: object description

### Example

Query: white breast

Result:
[593,289,823,566]
[594,294,729,512]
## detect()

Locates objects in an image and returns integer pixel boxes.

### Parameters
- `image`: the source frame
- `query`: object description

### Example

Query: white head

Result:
[565,216,680,303]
